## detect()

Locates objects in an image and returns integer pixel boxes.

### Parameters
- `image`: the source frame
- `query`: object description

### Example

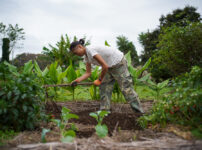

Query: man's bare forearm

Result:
[100,65,108,81]
[76,73,91,82]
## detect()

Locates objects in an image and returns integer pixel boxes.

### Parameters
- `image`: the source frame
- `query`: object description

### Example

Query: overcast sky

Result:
[0,0,202,58]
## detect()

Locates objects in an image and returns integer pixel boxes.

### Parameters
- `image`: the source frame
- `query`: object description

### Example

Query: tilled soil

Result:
[2,100,202,150]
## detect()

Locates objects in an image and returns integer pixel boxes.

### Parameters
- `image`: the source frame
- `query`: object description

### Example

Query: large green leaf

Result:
[41,128,50,143]
[139,73,151,82]
[157,79,169,89]
[89,112,98,122]
[137,58,151,78]
[95,124,108,138]
[48,61,58,83]
[98,110,109,118]
[62,107,71,114]
[125,51,131,66]
[42,67,49,77]
[63,130,76,138]
[105,40,110,47]
[61,136,74,143]
[89,66,99,81]
[4,61,19,76]
[66,63,77,83]
[57,68,68,84]
[63,113,79,121]
[23,60,33,74]
[34,61,42,76]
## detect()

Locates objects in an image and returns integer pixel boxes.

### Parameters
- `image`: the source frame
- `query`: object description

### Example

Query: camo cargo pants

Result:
[99,57,144,113]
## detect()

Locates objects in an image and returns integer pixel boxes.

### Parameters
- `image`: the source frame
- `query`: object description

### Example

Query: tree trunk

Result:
[2,38,10,62]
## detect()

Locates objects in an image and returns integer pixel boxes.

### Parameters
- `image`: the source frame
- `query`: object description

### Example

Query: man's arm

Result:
[74,62,91,83]
[93,54,108,81]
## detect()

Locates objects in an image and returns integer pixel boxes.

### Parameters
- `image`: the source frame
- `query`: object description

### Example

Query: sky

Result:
[0,0,202,58]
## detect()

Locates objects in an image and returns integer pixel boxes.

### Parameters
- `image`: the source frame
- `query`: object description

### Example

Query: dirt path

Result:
[2,100,202,150]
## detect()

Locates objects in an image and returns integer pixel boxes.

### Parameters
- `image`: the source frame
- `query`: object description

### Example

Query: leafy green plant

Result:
[51,107,79,143]
[112,81,124,102]
[144,79,169,100]
[0,61,46,131]
[78,61,100,100]
[125,51,151,90]
[0,130,18,146]
[88,66,100,100]
[42,34,90,68]
[41,128,50,143]
[66,62,78,100]
[89,110,109,138]
[138,66,202,130]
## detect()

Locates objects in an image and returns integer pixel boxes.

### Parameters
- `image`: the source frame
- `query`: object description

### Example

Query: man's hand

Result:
[71,80,78,86]
[94,78,102,86]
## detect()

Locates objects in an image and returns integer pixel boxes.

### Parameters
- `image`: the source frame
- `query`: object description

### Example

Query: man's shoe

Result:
[130,101,144,113]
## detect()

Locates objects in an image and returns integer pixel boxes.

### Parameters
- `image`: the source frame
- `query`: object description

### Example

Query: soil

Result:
[1,100,202,150]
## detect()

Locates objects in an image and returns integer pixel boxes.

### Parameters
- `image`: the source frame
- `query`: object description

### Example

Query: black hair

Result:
[70,39,85,51]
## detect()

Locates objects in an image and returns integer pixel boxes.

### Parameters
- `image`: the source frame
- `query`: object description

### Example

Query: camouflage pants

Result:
[99,57,144,113]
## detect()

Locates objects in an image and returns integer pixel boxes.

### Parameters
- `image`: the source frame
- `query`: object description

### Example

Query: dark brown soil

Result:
[2,100,202,150]
[45,100,151,137]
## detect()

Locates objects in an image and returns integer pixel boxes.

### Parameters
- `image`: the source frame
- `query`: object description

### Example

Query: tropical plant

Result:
[89,110,109,138]
[88,66,100,100]
[51,107,79,143]
[65,62,78,100]
[42,34,90,68]
[125,51,151,90]
[78,61,100,100]
[144,79,169,100]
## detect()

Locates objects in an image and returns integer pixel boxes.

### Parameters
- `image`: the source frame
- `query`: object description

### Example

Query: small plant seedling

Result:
[89,110,109,138]
[51,107,79,143]
[41,128,50,143]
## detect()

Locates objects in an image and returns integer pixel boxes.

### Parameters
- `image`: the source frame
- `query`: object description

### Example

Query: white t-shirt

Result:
[84,45,124,67]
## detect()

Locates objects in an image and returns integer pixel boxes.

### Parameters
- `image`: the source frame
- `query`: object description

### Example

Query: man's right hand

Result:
[71,80,78,86]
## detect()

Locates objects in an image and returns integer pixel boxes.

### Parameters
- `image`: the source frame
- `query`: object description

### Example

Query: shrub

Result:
[0,61,45,131]
[138,66,202,129]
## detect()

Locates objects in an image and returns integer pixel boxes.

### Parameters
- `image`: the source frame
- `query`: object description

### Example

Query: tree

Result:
[159,6,201,28]
[2,38,10,62]
[116,35,139,66]
[0,22,25,61]
[151,22,202,79]
[42,34,90,69]
[139,6,201,64]
[138,29,160,64]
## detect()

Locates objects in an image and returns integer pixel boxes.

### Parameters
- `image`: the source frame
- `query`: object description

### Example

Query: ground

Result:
[1,100,202,150]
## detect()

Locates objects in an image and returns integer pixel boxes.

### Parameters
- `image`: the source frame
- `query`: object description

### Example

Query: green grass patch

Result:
[48,84,171,102]
[0,130,18,146]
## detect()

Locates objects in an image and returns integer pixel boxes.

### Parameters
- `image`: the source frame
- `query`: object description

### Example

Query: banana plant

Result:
[23,60,34,75]
[125,51,151,90]
[34,61,49,84]
[35,61,69,99]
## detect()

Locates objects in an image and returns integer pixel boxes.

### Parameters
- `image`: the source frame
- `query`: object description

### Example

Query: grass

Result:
[47,84,172,102]
[0,130,18,146]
